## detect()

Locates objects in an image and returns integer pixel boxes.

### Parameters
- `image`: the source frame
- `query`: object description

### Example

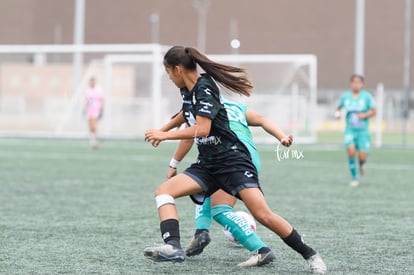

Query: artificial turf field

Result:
[1,138,413,275]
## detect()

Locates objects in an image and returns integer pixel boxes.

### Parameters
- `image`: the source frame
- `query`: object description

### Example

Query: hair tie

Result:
[184,47,190,54]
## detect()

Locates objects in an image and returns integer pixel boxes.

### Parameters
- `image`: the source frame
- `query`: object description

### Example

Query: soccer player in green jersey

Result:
[144,46,327,274]
[166,99,292,267]
[335,74,376,186]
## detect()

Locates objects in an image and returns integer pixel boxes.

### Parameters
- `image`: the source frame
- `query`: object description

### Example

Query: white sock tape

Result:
[155,194,175,209]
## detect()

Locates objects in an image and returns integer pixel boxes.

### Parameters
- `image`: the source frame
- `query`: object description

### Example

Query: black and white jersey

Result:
[180,74,251,168]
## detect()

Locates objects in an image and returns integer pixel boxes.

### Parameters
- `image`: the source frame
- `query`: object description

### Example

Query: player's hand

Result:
[151,140,161,147]
[357,112,366,119]
[280,135,293,147]
[145,129,167,147]
[334,110,341,119]
[166,167,177,179]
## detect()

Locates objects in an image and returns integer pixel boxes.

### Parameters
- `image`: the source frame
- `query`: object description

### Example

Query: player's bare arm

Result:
[147,111,186,147]
[160,111,186,132]
[245,109,293,147]
[334,107,341,119]
[145,115,211,143]
[167,138,194,179]
[357,108,376,119]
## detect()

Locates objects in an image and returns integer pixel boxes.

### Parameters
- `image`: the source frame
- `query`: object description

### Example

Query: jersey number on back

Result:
[225,105,247,126]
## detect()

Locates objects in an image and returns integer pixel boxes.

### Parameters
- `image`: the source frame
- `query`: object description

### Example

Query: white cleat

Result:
[144,244,185,262]
[350,180,359,187]
[238,250,276,267]
[359,164,366,176]
[307,254,327,274]
[90,139,99,149]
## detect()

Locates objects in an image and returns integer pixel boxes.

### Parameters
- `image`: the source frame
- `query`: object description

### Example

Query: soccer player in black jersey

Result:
[144,46,327,274]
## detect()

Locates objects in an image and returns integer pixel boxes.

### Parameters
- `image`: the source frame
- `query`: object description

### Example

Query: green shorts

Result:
[344,129,371,152]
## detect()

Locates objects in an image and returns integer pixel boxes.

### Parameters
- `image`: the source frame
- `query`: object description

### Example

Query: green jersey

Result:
[223,100,261,173]
[338,90,376,131]
[180,74,252,169]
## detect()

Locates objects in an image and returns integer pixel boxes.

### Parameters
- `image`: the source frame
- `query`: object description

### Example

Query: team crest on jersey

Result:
[226,105,247,125]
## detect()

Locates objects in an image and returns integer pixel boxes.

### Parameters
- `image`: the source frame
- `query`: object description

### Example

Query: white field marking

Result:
[276,160,414,171]
[0,150,158,162]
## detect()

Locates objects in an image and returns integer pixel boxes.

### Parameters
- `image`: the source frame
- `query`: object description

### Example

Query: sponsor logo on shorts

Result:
[244,171,254,178]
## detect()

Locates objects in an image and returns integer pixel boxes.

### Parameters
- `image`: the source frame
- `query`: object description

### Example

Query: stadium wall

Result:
[0,0,413,90]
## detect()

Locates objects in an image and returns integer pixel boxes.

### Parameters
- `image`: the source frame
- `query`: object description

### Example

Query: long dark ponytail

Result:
[163,46,253,97]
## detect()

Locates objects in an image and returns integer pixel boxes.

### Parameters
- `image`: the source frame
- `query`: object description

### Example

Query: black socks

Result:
[194,228,209,237]
[282,229,316,259]
[160,219,181,248]
[258,246,271,254]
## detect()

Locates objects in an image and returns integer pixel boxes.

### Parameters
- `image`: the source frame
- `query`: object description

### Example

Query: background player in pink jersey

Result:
[84,77,104,148]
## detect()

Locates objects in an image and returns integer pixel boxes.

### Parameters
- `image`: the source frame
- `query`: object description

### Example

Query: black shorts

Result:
[183,160,262,205]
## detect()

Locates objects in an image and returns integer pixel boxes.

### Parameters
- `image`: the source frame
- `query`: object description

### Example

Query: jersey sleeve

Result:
[194,85,222,120]
[338,93,346,109]
[367,93,376,109]
[238,102,248,113]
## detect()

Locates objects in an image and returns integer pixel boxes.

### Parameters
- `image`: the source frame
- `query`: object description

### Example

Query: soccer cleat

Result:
[350,180,359,187]
[359,163,366,176]
[306,254,327,274]
[89,139,99,149]
[237,250,276,267]
[185,231,211,256]
[143,244,185,262]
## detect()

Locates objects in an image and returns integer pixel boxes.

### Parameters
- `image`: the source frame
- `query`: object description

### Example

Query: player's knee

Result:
[154,179,173,194]
[154,184,171,197]
[347,150,356,158]
[154,194,175,209]
[251,210,273,226]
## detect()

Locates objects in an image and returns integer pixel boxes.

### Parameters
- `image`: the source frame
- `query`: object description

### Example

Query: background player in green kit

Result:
[166,99,293,267]
[335,74,376,186]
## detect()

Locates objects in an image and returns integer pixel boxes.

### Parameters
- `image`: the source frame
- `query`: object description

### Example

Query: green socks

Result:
[194,199,268,252]
[194,197,212,231]
[211,204,266,251]
[348,157,358,180]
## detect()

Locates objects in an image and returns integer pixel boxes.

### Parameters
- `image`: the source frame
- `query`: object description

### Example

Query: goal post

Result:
[208,54,318,144]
